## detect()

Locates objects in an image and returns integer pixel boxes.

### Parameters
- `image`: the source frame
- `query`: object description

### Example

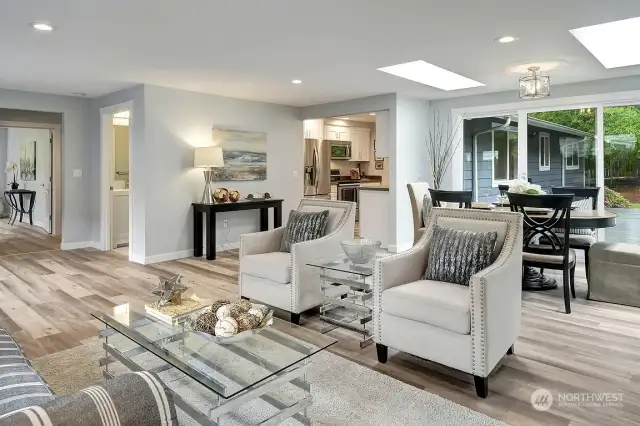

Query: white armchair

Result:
[407,182,430,245]
[373,208,523,398]
[239,199,356,324]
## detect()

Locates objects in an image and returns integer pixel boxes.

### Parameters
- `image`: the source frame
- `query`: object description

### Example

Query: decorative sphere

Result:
[229,190,241,203]
[236,299,252,312]
[227,302,246,319]
[210,299,230,316]
[235,313,255,332]
[214,188,229,203]
[215,317,238,337]
[248,307,265,323]
[216,305,232,320]
[191,309,217,334]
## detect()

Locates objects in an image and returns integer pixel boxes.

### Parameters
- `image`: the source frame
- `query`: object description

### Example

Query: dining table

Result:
[471,203,618,291]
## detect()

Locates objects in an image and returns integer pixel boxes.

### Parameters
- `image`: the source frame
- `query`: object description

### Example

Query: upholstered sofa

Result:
[407,182,430,245]
[0,326,177,425]
[239,199,356,324]
[373,208,523,398]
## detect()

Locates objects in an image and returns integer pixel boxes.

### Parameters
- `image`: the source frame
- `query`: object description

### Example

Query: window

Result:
[493,130,518,183]
[565,142,580,170]
[539,133,550,171]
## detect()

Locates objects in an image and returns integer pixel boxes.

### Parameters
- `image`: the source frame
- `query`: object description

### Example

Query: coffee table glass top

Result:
[307,252,387,277]
[92,301,336,399]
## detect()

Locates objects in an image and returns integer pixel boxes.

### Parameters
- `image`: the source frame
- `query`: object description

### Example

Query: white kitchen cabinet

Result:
[303,119,324,139]
[375,111,390,158]
[349,127,371,162]
[324,125,350,141]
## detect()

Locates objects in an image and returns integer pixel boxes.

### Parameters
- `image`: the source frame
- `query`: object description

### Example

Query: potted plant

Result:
[5,161,18,190]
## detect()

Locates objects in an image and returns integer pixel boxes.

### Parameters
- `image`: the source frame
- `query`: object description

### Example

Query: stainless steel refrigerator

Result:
[304,138,331,196]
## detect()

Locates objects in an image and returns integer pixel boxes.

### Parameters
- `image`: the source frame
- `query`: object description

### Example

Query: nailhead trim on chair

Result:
[374,208,521,378]
[290,199,354,312]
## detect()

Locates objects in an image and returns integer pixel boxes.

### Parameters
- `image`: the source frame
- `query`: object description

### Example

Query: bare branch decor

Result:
[426,109,463,189]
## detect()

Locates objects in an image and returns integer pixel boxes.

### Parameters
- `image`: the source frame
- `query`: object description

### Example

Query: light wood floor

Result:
[0,225,638,425]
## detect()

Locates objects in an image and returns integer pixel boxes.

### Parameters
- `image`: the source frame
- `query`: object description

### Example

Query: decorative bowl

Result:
[186,303,274,344]
[340,238,381,264]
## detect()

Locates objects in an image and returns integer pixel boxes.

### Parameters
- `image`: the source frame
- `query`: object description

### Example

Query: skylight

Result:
[570,16,640,69]
[377,60,484,91]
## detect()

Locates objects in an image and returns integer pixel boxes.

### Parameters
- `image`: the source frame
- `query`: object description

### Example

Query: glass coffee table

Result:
[308,253,387,348]
[92,300,336,425]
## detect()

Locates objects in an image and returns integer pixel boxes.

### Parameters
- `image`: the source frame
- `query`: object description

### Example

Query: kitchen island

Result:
[358,184,390,249]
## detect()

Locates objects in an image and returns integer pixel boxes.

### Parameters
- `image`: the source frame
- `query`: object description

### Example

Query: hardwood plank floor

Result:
[0,227,638,425]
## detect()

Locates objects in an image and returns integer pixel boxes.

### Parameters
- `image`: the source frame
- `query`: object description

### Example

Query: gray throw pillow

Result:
[280,210,330,252]
[423,224,498,286]
[422,193,432,227]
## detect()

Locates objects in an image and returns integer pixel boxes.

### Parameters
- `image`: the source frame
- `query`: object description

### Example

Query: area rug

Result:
[32,340,507,426]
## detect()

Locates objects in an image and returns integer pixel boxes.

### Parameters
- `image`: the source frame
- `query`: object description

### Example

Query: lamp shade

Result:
[194,146,224,168]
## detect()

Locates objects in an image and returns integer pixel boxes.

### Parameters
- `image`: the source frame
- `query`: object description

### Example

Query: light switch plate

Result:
[73,169,82,177]
[292,170,298,178]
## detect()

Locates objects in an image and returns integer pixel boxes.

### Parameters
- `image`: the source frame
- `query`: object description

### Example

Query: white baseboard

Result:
[61,241,94,250]
[140,249,194,265]
[216,242,240,252]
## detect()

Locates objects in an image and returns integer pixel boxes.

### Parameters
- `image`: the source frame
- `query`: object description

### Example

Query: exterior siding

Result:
[466,117,588,200]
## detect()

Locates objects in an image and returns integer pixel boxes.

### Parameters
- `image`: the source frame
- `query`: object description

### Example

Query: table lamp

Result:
[194,146,224,204]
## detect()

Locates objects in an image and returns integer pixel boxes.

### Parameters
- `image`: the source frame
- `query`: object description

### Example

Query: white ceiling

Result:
[2,0,640,106]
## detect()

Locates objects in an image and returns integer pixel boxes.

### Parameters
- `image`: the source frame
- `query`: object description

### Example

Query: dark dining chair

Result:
[551,187,600,283]
[507,192,576,314]
[429,189,472,208]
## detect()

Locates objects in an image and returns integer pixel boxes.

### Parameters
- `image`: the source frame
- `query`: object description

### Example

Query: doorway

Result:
[100,102,133,258]
[0,125,55,234]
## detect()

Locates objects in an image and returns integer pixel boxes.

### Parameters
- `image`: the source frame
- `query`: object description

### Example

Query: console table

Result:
[4,190,36,226]
[192,198,283,260]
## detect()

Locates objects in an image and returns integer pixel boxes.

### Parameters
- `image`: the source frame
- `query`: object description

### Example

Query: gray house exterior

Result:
[463,116,592,202]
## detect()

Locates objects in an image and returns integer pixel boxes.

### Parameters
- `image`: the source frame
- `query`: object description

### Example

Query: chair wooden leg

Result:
[507,344,514,355]
[289,312,300,325]
[240,296,250,300]
[563,265,571,314]
[570,266,576,299]
[376,343,388,363]
[474,376,489,398]
[540,268,544,275]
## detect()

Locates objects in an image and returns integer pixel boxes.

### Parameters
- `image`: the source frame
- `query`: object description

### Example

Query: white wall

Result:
[6,128,51,229]
[141,85,303,261]
[394,95,430,251]
[0,89,91,245]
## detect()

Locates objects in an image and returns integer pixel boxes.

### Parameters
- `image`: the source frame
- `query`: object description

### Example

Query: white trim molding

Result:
[538,132,551,171]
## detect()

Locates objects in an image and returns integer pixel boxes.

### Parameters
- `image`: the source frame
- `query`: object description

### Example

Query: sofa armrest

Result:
[240,227,286,257]
[469,221,523,378]
[0,372,177,426]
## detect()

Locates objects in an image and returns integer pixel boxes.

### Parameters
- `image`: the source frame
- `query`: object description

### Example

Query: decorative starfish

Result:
[152,274,188,306]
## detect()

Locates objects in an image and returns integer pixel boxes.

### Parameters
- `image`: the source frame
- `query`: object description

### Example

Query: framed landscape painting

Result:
[212,129,267,181]
[20,140,36,181]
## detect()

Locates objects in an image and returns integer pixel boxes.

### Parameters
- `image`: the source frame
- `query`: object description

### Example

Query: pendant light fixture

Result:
[519,66,550,99]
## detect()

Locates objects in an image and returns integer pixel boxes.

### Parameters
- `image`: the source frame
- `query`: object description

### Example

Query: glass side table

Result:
[308,252,388,348]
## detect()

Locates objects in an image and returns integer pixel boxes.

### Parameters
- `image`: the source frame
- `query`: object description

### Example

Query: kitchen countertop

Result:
[359,186,389,191]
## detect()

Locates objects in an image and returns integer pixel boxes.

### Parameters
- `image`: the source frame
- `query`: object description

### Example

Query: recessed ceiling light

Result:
[369,113,376,116]
[377,60,484,91]
[32,22,54,32]
[339,117,350,120]
[571,16,640,68]
[292,79,302,84]
[496,36,516,43]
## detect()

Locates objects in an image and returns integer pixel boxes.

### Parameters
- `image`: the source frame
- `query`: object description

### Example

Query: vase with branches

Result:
[426,109,463,189]
[5,161,18,190]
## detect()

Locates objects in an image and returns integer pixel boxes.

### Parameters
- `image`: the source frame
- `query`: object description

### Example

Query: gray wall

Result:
[0,88,91,245]
[0,128,6,192]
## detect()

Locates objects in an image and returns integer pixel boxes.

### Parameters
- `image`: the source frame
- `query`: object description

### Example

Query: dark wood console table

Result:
[192,199,283,260]
[4,190,36,226]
